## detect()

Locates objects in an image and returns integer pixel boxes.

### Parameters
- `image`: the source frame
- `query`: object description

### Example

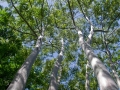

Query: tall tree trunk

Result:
[48,38,64,90]
[7,35,43,90]
[112,70,120,89]
[85,61,90,90]
[85,25,93,90]
[67,0,117,88]
[77,28,118,90]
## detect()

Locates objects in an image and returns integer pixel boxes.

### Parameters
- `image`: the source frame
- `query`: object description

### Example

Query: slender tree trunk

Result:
[77,29,118,90]
[85,61,90,90]
[57,66,62,83]
[104,39,120,89]
[67,0,117,88]
[85,25,93,90]
[112,69,120,89]
[7,35,43,90]
[48,38,64,90]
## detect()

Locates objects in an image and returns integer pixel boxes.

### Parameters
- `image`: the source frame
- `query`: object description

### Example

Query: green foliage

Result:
[0,0,120,89]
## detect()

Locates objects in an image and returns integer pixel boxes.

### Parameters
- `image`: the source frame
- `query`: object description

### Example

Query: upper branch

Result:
[10,0,38,37]
[8,25,35,36]
[76,0,93,26]
[28,0,41,33]
[67,0,76,27]
[107,13,120,30]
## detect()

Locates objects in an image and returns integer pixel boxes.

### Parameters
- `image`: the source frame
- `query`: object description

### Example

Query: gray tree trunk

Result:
[85,61,90,90]
[85,25,93,90]
[112,69,120,89]
[48,38,64,90]
[77,29,118,90]
[7,35,43,90]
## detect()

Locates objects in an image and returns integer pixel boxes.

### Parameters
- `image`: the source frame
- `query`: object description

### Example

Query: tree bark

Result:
[7,35,43,90]
[85,25,93,90]
[85,61,90,90]
[48,38,64,90]
[77,29,118,90]
[112,70,120,89]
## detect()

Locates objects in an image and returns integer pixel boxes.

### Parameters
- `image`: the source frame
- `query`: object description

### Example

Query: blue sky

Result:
[0,1,8,7]
[0,0,54,7]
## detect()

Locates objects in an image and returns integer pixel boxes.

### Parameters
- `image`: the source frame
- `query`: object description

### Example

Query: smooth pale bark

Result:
[48,38,64,90]
[112,70,120,89]
[85,25,93,90]
[7,35,43,90]
[57,66,62,83]
[85,61,90,90]
[78,29,118,90]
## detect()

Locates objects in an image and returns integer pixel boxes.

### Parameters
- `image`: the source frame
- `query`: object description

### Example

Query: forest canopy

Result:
[0,0,120,90]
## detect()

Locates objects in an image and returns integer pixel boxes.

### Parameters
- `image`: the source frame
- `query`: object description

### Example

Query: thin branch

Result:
[10,0,38,37]
[76,0,93,26]
[107,13,120,30]
[8,25,35,36]
[67,0,76,27]
[76,0,95,44]
[94,30,108,32]
[107,28,120,38]
[56,26,75,30]
[28,0,41,33]
[40,0,45,34]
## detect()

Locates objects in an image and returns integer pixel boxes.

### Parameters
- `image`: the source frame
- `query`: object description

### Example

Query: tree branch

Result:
[40,0,45,34]
[94,30,108,32]
[10,0,38,37]
[107,28,120,38]
[76,0,93,26]
[28,0,41,33]
[8,25,35,36]
[67,0,76,27]
[107,13,120,30]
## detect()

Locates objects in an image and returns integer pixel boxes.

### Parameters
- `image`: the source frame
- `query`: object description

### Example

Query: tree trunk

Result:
[7,35,43,90]
[112,70,120,89]
[77,29,118,90]
[85,61,90,90]
[105,40,120,89]
[85,25,93,90]
[48,38,64,90]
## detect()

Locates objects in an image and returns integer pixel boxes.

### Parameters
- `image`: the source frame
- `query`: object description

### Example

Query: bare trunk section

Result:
[48,38,64,90]
[77,29,118,90]
[85,61,90,90]
[7,35,43,90]
[85,25,93,90]
[57,66,62,83]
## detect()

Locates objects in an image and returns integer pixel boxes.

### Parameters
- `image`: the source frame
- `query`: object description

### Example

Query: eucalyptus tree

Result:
[48,38,64,90]
[6,0,47,89]
[0,6,24,89]
[92,0,120,88]
[5,0,71,89]
[67,0,119,89]
[7,34,43,90]
[47,0,120,89]
[104,37,120,89]
[1,0,120,89]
